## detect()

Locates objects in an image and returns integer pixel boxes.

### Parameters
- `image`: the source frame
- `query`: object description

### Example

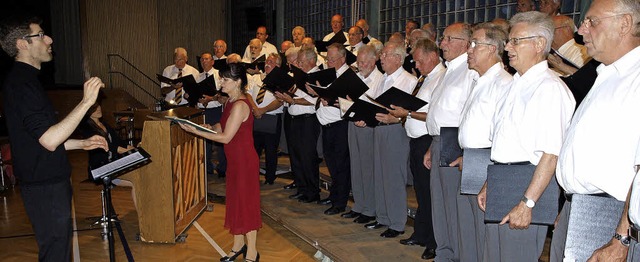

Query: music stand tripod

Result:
[101,176,135,262]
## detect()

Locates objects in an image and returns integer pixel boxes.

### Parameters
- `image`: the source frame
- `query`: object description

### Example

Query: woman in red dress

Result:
[179,63,261,262]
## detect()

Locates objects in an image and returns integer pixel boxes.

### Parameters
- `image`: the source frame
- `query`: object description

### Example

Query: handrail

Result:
[107,54,160,86]
[107,71,158,101]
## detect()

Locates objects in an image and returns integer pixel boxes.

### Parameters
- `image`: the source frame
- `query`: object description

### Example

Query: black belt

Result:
[564,192,614,202]
[631,225,640,241]
[290,113,315,119]
[493,161,532,165]
[323,120,345,128]
[377,122,400,126]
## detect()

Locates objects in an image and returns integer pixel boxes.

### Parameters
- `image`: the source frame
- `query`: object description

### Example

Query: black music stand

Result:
[90,147,151,262]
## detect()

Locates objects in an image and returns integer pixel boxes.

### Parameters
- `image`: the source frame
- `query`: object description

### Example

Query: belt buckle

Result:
[630,226,640,242]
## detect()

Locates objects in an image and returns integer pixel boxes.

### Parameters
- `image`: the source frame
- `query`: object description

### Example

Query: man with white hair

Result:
[161,47,199,106]
[242,26,278,62]
[552,0,640,260]
[423,22,477,262]
[540,0,561,16]
[478,11,575,261]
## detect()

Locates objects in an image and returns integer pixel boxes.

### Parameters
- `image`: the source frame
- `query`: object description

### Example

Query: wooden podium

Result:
[122,107,207,243]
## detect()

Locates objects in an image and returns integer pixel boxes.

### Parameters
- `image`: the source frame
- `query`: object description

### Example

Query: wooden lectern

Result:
[121,107,207,243]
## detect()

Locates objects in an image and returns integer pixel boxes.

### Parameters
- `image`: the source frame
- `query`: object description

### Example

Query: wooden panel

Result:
[80,0,226,108]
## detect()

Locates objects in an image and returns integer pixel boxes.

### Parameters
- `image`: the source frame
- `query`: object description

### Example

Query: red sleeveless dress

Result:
[221,99,262,234]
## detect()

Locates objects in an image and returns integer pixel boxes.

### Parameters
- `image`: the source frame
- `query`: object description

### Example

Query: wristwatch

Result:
[407,111,412,119]
[521,196,536,208]
[614,232,631,246]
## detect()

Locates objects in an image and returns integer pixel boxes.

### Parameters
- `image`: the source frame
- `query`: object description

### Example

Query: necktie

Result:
[411,75,426,96]
[256,86,267,104]
[350,46,354,52]
[175,68,183,104]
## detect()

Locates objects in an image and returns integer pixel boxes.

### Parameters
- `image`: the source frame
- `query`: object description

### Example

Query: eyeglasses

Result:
[506,36,540,45]
[23,32,45,40]
[439,35,468,42]
[470,40,495,49]
[554,25,570,30]
[580,14,627,29]
[380,52,398,59]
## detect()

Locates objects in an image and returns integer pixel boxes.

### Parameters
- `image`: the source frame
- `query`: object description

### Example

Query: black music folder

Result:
[165,116,217,134]
[90,147,151,181]
[439,127,463,167]
[262,66,295,95]
[242,55,266,72]
[564,194,625,261]
[183,75,217,107]
[341,98,387,127]
[374,87,428,112]
[213,58,229,72]
[308,69,368,104]
[156,74,197,86]
[315,32,347,52]
[460,148,492,195]
[345,51,357,65]
[292,66,337,95]
[484,165,560,225]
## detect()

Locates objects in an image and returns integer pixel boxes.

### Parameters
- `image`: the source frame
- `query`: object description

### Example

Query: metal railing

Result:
[107,54,161,108]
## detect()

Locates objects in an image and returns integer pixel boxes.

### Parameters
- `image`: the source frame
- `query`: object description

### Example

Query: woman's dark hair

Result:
[81,91,107,137]
[219,63,248,91]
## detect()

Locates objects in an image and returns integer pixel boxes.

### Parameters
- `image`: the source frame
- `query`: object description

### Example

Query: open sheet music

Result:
[90,147,151,181]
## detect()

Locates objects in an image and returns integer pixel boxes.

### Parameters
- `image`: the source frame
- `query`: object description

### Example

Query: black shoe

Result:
[399,238,426,247]
[245,252,260,262]
[299,195,320,203]
[283,182,296,190]
[340,210,360,218]
[421,248,436,260]
[288,193,304,200]
[317,198,332,205]
[380,229,404,238]
[263,180,274,185]
[354,215,375,224]
[220,244,247,261]
[364,221,386,229]
[324,206,346,215]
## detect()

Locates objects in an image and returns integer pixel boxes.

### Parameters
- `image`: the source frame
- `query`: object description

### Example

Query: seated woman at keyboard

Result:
[81,100,138,210]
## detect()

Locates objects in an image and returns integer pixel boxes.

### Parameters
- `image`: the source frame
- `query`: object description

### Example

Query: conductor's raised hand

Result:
[82,77,105,106]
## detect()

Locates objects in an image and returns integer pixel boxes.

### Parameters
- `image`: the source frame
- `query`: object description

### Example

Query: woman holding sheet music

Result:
[178,63,261,262]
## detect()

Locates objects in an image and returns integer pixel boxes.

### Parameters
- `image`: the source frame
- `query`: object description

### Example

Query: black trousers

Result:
[288,114,320,198]
[254,114,282,183]
[203,107,223,175]
[410,135,436,248]
[21,179,73,262]
[322,120,351,208]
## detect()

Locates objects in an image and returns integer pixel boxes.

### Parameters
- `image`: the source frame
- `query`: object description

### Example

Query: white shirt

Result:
[161,64,199,105]
[242,41,278,63]
[490,61,575,165]
[628,140,640,223]
[322,31,349,44]
[360,68,385,98]
[557,46,640,201]
[374,67,417,98]
[288,66,320,116]
[196,67,222,109]
[404,63,446,138]
[316,64,349,125]
[213,54,227,60]
[556,39,590,68]
[425,53,478,136]
[458,63,512,149]
[347,42,364,56]
[247,74,284,115]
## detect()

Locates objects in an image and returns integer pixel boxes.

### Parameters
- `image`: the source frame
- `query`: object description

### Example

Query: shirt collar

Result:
[445,53,468,70]
[597,46,640,76]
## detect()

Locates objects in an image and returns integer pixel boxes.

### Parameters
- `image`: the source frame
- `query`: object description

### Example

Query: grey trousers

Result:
[348,124,375,216]
[484,223,547,262]
[629,239,640,262]
[430,136,461,262]
[550,200,570,262]
[373,124,410,231]
[457,194,486,262]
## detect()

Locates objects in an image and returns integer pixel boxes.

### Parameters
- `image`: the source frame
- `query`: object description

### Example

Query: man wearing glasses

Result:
[0,15,108,261]
[478,11,575,261]
[455,22,512,262]
[552,0,640,260]
[423,22,477,262]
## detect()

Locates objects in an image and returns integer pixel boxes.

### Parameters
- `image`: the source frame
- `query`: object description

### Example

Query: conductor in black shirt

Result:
[0,15,107,261]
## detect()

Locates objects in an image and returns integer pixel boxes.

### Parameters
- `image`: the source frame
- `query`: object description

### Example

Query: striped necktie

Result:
[411,75,426,96]
[256,85,267,104]
[175,68,183,104]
